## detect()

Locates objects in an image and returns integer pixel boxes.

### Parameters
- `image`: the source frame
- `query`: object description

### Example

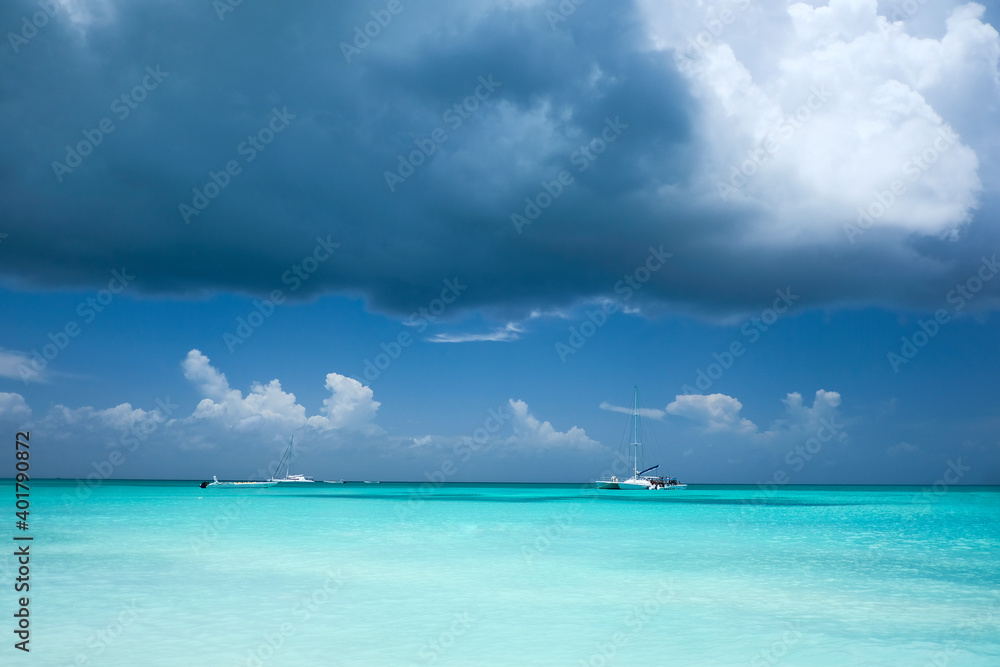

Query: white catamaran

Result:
[596,386,686,490]
[269,435,314,483]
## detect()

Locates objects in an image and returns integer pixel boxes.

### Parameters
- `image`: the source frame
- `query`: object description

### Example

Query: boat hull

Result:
[207,481,277,488]
[595,478,686,490]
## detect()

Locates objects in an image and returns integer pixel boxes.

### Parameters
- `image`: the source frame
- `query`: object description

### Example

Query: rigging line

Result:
[617,400,632,462]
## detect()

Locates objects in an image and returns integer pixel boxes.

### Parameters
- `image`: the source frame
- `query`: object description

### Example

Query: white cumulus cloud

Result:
[644,0,995,241]
[506,399,601,450]
[0,350,44,383]
[666,389,845,441]
[320,373,381,433]
[769,389,843,437]
[182,349,380,433]
[0,355,602,479]
[666,393,758,433]
[888,441,920,456]
[599,401,667,420]
[0,392,31,420]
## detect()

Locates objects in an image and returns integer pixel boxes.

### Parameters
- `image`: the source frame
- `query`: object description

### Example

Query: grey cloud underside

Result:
[1,0,998,319]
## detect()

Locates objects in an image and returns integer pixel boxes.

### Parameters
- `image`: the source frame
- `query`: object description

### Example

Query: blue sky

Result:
[1,0,999,484]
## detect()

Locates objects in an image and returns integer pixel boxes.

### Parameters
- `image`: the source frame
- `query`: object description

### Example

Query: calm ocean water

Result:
[2,481,998,666]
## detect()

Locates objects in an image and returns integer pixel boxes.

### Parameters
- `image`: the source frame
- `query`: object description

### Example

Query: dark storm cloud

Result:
[1,0,998,320]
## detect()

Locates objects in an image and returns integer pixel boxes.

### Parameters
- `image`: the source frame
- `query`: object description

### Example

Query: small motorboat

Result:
[201,475,277,489]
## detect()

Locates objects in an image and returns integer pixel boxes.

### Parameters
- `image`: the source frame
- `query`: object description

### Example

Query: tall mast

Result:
[272,435,293,480]
[632,385,639,477]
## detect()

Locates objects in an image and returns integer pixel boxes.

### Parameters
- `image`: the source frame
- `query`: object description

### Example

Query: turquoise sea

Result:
[3,481,999,666]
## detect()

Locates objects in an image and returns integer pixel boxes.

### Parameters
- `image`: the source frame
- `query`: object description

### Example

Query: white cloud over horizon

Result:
[599,402,667,420]
[888,441,920,456]
[182,349,382,435]
[0,392,31,420]
[665,389,845,443]
[643,0,995,241]
[0,350,602,477]
[506,398,601,450]
[666,393,759,434]
[0,350,45,384]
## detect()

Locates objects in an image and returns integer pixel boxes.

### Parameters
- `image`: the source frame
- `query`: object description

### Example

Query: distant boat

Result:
[596,386,686,490]
[269,435,314,483]
[200,475,277,489]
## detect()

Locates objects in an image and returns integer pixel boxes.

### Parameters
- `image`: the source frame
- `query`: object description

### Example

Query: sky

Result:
[1,0,999,484]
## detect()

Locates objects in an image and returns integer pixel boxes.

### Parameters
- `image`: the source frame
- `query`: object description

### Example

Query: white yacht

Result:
[596,386,686,490]
[269,435,315,483]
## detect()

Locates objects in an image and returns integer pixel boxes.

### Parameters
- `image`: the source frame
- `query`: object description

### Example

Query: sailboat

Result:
[596,386,686,490]
[269,435,314,483]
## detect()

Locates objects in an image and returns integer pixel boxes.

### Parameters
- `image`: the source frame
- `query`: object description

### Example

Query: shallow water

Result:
[4,481,999,666]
